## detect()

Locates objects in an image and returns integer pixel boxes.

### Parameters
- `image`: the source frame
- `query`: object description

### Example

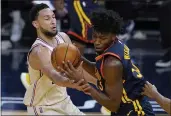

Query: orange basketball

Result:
[51,43,81,71]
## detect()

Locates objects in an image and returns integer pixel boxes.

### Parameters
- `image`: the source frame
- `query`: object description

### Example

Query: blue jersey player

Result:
[60,8,155,116]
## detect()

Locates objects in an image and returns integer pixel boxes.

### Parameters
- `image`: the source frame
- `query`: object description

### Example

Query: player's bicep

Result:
[29,46,54,73]
[103,56,123,102]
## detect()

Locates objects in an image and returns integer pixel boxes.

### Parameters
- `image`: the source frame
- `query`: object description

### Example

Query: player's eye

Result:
[44,17,50,20]
[100,36,106,40]
[52,14,56,18]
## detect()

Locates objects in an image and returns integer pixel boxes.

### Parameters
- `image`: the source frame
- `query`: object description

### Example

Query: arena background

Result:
[1,0,171,115]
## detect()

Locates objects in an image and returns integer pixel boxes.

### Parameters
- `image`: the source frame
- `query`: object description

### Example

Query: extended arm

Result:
[142,81,171,114]
[155,93,171,114]
[29,45,74,87]
[88,56,123,112]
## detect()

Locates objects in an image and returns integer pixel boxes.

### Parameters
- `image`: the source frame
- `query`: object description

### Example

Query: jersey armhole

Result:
[27,44,40,65]
[27,44,48,70]
[57,33,66,43]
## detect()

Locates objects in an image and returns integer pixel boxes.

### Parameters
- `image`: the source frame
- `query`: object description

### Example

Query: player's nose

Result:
[51,19,56,25]
[94,38,101,45]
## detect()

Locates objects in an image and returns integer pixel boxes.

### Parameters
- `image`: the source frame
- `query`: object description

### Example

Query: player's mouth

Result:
[52,27,56,31]
[95,47,103,51]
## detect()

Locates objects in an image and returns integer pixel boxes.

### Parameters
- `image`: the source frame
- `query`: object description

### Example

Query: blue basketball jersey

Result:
[95,39,154,115]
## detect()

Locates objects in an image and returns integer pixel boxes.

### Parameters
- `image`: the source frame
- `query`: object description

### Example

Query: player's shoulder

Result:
[58,32,69,38]
[58,32,71,43]
[104,55,122,69]
[31,44,50,56]
[103,55,123,79]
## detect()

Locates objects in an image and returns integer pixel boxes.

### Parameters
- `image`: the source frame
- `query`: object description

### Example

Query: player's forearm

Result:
[42,66,73,88]
[154,92,171,114]
[89,87,120,112]
[81,56,96,77]
[50,69,72,87]
[82,69,97,85]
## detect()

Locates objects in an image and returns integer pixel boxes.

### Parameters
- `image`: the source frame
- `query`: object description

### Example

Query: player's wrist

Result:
[61,77,74,87]
[83,84,93,95]
[153,91,161,101]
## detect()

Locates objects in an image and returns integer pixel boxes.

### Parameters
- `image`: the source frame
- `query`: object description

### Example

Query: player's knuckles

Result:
[68,61,73,67]
[64,63,69,69]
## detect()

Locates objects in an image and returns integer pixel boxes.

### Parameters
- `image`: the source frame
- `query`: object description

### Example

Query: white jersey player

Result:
[23,3,85,115]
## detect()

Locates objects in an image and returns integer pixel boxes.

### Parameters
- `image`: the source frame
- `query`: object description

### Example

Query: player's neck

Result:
[37,32,56,45]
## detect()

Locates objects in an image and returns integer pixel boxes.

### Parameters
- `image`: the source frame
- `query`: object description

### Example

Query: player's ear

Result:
[32,21,39,29]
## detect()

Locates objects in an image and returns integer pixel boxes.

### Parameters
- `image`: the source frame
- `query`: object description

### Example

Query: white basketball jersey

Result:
[24,33,68,106]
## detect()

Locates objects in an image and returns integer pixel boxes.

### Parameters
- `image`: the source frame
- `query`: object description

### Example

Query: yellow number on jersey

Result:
[131,62,143,78]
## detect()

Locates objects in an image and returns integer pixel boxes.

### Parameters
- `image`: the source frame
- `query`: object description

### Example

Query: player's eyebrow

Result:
[99,34,106,37]
[95,33,106,37]
[43,13,55,17]
[43,15,50,17]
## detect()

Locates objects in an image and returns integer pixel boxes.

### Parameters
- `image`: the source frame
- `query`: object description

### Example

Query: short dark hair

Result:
[29,3,49,22]
[90,8,123,35]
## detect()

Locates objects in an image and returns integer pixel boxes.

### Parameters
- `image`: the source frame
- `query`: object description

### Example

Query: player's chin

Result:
[52,30,57,33]
[95,48,103,53]
[51,31,57,35]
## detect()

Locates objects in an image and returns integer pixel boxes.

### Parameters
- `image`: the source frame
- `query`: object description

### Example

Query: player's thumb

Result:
[75,61,83,69]
[79,61,83,67]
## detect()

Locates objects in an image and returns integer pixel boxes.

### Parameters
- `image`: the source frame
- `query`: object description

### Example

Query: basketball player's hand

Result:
[72,78,92,95]
[141,81,159,99]
[59,61,85,82]
[71,79,85,90]
[80,83,92,96]
[71,79,90,92]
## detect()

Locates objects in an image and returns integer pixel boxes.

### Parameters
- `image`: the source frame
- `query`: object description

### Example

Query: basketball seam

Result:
[72,49,78,65]
[73,47,81,66]
[64,43,69,62]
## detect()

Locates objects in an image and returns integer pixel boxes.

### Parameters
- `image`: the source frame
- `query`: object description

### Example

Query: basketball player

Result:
[142,81,171,114]
[60,9,155,115]
[23,3,85,115]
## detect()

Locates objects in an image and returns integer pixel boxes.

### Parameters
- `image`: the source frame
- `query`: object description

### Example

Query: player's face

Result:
[37,8,57,37]
[93,31,114,54]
